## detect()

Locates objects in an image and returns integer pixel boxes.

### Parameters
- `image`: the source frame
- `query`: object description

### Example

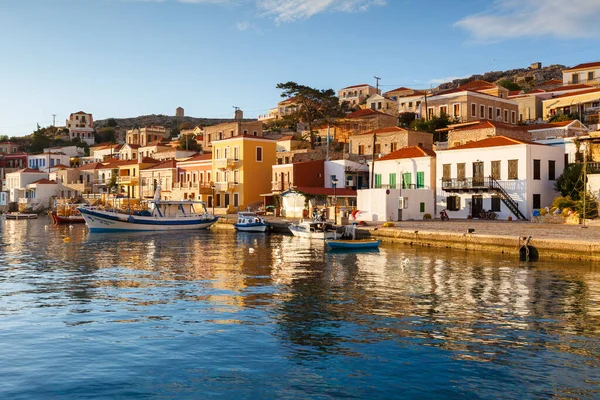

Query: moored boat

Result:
[326,238,380,250]
[49,204,86,224]
[4,212,38,220]
[234,212,270,232]
[288,220,337,239]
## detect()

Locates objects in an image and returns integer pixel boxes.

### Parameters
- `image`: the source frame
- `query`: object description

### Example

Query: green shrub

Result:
[423,213,432,220]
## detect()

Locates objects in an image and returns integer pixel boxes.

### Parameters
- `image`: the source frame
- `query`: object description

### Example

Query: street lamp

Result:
[211,184,216,216]
[332,177,338,225]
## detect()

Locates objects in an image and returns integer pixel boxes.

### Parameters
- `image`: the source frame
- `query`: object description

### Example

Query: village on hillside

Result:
[2,61,600,224]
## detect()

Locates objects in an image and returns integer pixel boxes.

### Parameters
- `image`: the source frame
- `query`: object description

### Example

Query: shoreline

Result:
[214,216,600,262]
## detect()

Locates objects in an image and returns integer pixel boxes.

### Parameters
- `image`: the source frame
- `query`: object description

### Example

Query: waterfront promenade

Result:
[217,216,600,261]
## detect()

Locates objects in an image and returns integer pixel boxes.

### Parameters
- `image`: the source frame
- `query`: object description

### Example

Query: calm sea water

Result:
[1,218,599,399]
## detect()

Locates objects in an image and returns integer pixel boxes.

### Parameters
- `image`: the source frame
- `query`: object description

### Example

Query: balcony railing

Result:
[441,177,494,191]
[118,176,139,185]
[271,181,292,192]
[214,158,237,170]
[215,181,236,191]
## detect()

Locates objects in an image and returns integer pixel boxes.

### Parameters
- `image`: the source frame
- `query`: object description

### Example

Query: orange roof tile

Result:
[447,136,543,151]
[376,146,436,162]
[458,79,496,91]
[345,109,389,119]
[551,87,600,99]
[30,178,57,185]
[564,61,600,72]
[359,126,409,135]
[341,84,371,90]
[147,159,177,170]
[548,84,593,92]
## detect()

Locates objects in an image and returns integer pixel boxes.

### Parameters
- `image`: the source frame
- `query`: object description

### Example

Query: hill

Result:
[93,114,255,131]
[437,64,566,91]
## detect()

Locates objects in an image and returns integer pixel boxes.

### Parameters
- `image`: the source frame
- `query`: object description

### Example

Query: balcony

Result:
[118,176,139,185]
[441,177,495,192]
[214,158,237,170]
[271,181,292,192]
[215,181,236,191]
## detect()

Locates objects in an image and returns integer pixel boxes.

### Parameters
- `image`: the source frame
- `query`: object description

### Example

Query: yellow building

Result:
[116,158,160,199]
[211,135,276,211]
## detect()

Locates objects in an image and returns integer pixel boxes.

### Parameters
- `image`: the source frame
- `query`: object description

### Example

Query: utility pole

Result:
[52,114,56,126]
[374,76,381,92]
[371,133,376,188]
[424,90,429,121]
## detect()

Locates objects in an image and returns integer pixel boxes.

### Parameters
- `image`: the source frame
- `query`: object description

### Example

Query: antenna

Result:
[374,76,382,92]
[233,106,240,112]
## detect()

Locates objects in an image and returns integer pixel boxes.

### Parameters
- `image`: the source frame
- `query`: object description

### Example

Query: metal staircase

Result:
[489,177,527,220]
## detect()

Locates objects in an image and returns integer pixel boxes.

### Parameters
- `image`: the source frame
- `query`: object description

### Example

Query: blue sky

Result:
[1,0,599,137]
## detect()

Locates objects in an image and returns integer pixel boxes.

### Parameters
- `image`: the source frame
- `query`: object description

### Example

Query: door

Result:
[472,162,484,186]
[472,195,483,218]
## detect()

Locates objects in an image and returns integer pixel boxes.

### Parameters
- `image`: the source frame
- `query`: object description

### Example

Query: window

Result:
[370,103,376,110]
[358,145,365,155]
[233,193,239,207]
[491,196,501,212]
[572,73,579,84]
[377,102,382,110]
[508,159,519,179]
[389,173,396,189]
[471,103,476,117]
[234,146,239,160]
[480,105,485,118]
[533,159,541,180]
[409,102,413,108]
[402,172,412,188]
[548,160,556,180]
[588,71,595,81]
[428,107,434,120]
[504,109,508,122]
[417,172,425,188]
[447,195,460,211]
[253,131,258,136]
[256,146,263,162]
[420,202,425,213]
[443,164,451,180]
[453,104,460,118]
[533,194,541,209]
[457,163,466,180]
[390,142,398,152]
[374,144,381,154]
[374,174,382,188]
[489,161,500,180]
[215,149,220,159]
[511,111,516,124]
[496,108,501,120]
[233,169,239,183]
[488,106,493,120]
[439,105,447,116]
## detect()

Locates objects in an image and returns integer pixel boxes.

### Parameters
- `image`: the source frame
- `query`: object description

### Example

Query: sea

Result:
[0,218,599,399]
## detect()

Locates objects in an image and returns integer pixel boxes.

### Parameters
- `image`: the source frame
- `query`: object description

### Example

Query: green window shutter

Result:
[403,173,411,189]
[417,172,425,188]
[375,174,382,188]
[420,202,425,212]
[389,173,396,189]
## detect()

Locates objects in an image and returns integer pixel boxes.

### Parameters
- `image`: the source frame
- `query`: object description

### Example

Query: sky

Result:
[1,0,599,137]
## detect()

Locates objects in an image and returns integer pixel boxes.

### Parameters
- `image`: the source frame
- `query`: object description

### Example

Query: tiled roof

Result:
[341,84,370,90]
[277,135,295,141]
[508,90,524,96]
[376,146,436,161]
[179,153,212,162]
[30,178,57,185]
[564,61,600,72]
[548,84,593,92]
[446,136,543,151]
[458,79,496,91]
[124,144,141,149]
[358,126,409,135]
[147,159,177,170]
[17,168,45,173]
[293,186,357,196]
[551,87,600,99]
[528,89,547,93]
[542,79,563,85]
[77,162,106,171]
[345,109,388,119]
[50,164,71,169]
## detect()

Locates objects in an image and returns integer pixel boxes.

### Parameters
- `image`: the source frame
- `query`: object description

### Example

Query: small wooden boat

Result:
[326,238,380,250]
[4,212,38,220]
[234,212,270,232]
[50,204,86,224]
[289,220,337,239]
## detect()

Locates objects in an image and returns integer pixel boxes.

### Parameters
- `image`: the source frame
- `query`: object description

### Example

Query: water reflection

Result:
[0,219,599,398]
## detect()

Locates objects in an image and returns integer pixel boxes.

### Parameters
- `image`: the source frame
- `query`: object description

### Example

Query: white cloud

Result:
[257,0,386,23]
[428,76,468,85]
[455,0,600,42]
[236,21,251,31]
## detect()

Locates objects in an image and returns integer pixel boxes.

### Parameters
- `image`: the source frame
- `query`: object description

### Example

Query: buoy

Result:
[64,237,70,243]
[44,225,48,229]
[249,247,255,254]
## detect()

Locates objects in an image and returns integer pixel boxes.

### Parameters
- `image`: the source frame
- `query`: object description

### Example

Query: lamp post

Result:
[211,184,216,216]
[332,177,338,225]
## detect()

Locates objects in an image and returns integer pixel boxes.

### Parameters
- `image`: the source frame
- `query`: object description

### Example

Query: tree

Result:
[106,118,118,128]
[398,112,417,127]
[555,163,585,200]
[178,134,201,151]
[276,82,344,149]
[549,112,579,123]
[179,121,193,130]
[497,79,521,91]
[95,127,116,144]
[411,112,457,142]
[0,135,9,142]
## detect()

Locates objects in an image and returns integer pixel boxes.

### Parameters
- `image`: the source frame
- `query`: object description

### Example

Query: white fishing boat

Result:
[234,212,270,232]
[4,212,38,220]
[78,186,217,232]
[288,220,337,239]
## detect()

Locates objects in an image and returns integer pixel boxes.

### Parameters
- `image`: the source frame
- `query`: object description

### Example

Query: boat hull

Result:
[5,213,38,220]
[289,224,337,240]
[50,213,85,224]
[234,223,270,232]
[79,207,218,232]
[326,238,381,250]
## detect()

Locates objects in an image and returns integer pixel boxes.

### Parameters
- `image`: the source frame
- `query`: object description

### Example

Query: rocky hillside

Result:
[437,64,566,91]
[94,114,255,130]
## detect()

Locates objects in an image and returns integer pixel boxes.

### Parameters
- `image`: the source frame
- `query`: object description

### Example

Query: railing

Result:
[214,158,237,170]
[441,177,493,190]
[173,182,200,190]
[118,176,139,185]
[215,181,236,191]
[271,181,292,192]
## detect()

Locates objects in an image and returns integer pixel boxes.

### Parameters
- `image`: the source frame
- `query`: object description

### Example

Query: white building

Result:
[436,136,565,220]
[5,168,49,203]
[324,160,369,190]
[21,179,58,209]
[66,111,95,146]
[357,146,436,221]
[43,145,84,158]
[27,153,71,172]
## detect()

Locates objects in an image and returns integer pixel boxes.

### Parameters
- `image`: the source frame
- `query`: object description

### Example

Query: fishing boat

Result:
[4,212,38,220]
[49,204,86,225]
[234,212,270,232]
[78,186,217,232]
[288,220,337,239]
[325,225,380,250]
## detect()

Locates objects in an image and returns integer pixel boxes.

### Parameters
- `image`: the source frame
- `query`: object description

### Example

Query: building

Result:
[271,159,325,194]
[397,92,428,117]
[211,135,276,212]
[21,179,58,209]
[115,157,160,199]
[118,143,141,161]
[138,140,171,159]
[0,141,20,154]
[562,61,600,86]
[338,84,380,108]
[27,152,71,172]
[454,80,510,98]
[172,153,213,203]
[436,136,564,220]
[126,126,170,147]
[349,126,433,161]
[5,168,49,203]
[66,111,95,145]
[324,160,369,190]
[326,109,398,144]
[541,88,600,124]
[139,159,178,200]
[202,110,263,150]
[365,94,399,116]
[176,107,184,117]
[358,146,436,221]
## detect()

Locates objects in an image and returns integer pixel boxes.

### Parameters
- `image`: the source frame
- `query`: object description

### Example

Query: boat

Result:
[234,212,270,232]
[78,186,217,232]
[325,225,380,250]
[4,212,38,220]
[49,204,86,225]
[288,220,337,239]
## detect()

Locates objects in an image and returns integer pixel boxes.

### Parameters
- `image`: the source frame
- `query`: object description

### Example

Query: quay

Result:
[215,216,600,262]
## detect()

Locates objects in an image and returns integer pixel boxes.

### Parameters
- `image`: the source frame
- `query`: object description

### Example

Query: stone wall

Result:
[448,126,531,148]
[350,130,433,158]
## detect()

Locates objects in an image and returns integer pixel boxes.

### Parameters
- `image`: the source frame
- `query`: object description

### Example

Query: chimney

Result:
[138,151,143,163]
[234,109,243,122]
